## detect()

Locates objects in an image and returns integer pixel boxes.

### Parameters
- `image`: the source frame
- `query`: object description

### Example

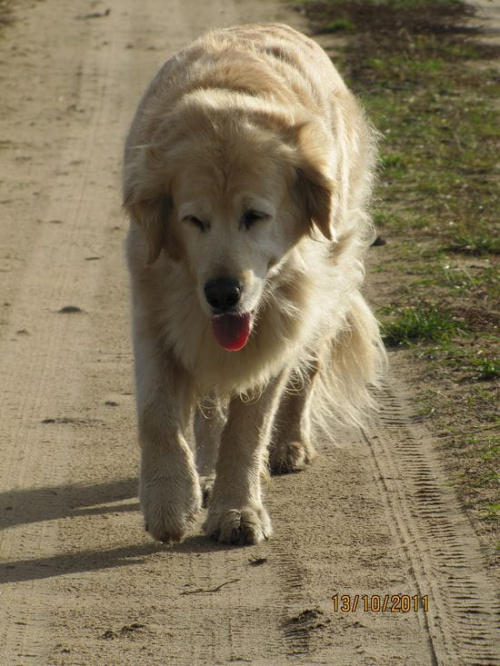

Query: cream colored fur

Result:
[123,24,386,545]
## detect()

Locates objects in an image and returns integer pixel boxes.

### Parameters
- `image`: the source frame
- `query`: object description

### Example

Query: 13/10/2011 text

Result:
[332,594,429,613]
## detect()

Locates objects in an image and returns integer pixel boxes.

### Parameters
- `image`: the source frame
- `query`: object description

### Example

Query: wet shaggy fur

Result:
[123,24,386,545]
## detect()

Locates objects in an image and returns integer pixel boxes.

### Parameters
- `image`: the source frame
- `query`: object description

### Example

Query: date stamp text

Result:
[332,594,429,613]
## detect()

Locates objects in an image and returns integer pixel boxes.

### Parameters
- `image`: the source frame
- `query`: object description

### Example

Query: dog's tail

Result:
[311,290,387,438]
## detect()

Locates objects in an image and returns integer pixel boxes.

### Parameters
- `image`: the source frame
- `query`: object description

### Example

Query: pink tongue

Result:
[212,313,252,351]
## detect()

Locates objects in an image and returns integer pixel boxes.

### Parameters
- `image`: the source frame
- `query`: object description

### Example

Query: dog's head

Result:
[124,93,337,351]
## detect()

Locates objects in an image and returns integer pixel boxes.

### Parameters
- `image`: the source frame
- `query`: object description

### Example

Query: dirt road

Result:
[0,0,498,664]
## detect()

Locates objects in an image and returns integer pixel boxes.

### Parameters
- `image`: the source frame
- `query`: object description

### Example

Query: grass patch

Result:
[446,235,500,257]
[320,18,356,32]
[481,505,500,522]
[303,0,475,39]
[382,304,465,346]
[472,357,500,382]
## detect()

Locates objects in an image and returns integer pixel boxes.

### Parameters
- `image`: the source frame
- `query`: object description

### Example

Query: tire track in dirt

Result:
[362,378,500,665]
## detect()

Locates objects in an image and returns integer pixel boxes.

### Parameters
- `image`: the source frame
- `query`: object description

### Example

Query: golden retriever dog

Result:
[123,24,385,546]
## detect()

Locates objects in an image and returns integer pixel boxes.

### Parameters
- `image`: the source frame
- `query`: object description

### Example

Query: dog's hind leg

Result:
[268,356,320,475]
[194,400,226,507]
[203,372,289,545]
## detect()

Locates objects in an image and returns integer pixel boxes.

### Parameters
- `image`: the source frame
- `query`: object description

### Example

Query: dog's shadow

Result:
[0,537,234,586]
[0,477,139,531]
[0,479,247,585]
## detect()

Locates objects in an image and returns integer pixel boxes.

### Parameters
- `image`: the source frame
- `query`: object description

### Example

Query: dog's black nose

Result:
[204,278,242,312]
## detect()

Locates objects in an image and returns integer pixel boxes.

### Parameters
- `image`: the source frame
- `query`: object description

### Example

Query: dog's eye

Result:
[242,209,269,230]
[184,215,206,232]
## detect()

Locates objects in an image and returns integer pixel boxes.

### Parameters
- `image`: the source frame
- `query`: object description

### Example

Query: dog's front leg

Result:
[135,340,202,544]
[203,374,288,545]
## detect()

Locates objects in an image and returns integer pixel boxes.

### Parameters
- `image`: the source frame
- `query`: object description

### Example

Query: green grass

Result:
[471,357,500,382]
[370,88,499,246]
[446,235,500,257]
[320,18,356,32]
[481,504,500,522]
[382,305,465,346]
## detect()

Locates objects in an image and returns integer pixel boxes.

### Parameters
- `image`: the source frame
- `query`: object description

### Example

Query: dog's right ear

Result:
[123,148,177,265]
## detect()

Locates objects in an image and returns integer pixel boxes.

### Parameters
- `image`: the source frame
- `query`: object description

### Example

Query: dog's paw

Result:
[200,475,215,508]
[269,440,316,475]
[203,503,272,545]
[141,475,202,544]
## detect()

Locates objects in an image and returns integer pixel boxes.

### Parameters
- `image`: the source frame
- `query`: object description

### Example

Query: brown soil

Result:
[0,1,498,664]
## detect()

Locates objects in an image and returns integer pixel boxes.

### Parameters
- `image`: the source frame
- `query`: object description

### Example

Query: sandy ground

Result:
[0,0,498,664]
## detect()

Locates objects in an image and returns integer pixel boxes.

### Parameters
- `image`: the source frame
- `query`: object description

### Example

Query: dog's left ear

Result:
[292,122,337,241]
